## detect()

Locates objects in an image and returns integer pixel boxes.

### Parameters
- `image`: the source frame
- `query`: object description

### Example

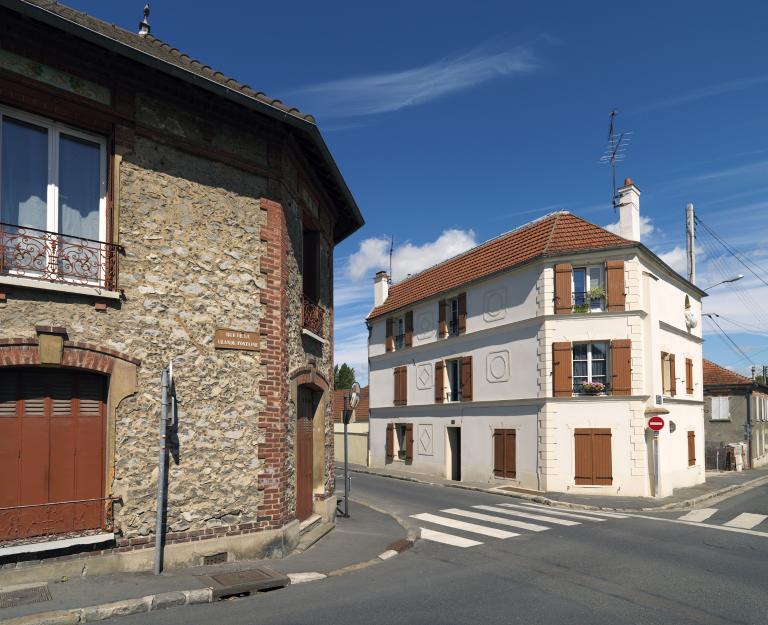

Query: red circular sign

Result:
[648,416,665,431]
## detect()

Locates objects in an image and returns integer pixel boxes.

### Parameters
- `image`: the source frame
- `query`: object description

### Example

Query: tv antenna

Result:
[388,235,394,284]
[599,110,632,212]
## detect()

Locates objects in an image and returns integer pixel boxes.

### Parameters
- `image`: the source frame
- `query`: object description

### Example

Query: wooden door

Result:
[493,429,516,478]
[574,428,612,486]
[0,369,107,541]
[296,386,315,521]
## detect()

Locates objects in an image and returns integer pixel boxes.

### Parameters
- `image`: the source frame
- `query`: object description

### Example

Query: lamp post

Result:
[341,382,360,518]
[703,274,744,291]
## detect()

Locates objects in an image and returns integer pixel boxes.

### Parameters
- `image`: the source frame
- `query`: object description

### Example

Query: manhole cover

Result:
[0,584,52,609]
[206,567,290,599]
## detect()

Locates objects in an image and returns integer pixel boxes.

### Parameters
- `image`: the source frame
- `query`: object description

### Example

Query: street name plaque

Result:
[214,329,259,351]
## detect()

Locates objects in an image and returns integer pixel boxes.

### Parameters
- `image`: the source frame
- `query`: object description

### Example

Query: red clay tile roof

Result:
[332,386,369,422]
[703,359,753,387]
[368,211,633,319]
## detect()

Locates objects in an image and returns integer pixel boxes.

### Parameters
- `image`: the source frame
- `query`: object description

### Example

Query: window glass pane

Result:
[1,117,48,229]
[573,344,588,360]
[588,266,602,288]
[59,134,101,240]
[573,361,588,377]
[592,360,607,378]
[573,268,586,296]
[591,342,607,360]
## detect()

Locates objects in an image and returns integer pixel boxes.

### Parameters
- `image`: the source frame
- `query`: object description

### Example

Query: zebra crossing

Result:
[676,508,768,530]
[412,502,627,549]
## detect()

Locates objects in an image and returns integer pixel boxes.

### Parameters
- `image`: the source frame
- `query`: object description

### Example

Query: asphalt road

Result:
[111,473,768,625]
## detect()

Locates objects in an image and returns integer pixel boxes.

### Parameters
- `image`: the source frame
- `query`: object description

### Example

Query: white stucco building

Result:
[367,180,706,497]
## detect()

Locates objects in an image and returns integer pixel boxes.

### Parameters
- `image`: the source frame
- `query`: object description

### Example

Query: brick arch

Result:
[0,338,140,372]
[289,365,330,393]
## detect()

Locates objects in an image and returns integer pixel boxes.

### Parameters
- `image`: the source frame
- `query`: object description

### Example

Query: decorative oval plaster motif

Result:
[483,288,507,323]
[487,350,510,383]
[416,363,433,389]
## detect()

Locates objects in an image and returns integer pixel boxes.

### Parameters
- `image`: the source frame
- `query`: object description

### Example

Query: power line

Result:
[710,313,768,337]
[704,314,755,365]
[695,215,768,288]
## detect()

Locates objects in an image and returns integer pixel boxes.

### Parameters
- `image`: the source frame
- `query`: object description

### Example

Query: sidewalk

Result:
[0,502,408,625]
[345,463,768,512]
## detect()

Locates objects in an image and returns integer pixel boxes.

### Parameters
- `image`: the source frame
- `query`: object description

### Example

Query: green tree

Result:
[334,363,356,389]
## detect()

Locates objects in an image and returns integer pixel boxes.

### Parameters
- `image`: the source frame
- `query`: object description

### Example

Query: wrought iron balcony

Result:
[0,222,122,291]
[301,295,325,337]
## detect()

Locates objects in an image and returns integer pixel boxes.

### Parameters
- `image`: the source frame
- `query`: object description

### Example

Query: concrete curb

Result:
[347,465,768,513]
[4,588,214,625]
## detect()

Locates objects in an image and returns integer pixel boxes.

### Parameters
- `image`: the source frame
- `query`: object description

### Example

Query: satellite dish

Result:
[349,382,361,409]
[685,312,698,329]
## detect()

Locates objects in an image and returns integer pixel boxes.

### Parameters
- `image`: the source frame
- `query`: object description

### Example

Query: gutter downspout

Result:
[746,387,753,469]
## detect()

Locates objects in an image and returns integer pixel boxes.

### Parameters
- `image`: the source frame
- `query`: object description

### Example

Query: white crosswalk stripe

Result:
[723,513,768,529]
[420,527,483,548]
[441,508,550,532]
[411,513,519,538]
[677,508,718,522]
[474,505,581,526]
[411,502,629,551]
[499,503,609,521]
[506,502,628,519]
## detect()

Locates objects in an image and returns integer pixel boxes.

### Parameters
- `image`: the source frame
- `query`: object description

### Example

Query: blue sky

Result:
[71,1,768,383]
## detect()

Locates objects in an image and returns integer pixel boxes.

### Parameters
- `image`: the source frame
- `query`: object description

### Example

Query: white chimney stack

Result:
[617,178,641,242]
[374,271,389,307]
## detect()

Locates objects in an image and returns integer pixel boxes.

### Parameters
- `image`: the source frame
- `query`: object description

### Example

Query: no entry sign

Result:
[648,416,665,431]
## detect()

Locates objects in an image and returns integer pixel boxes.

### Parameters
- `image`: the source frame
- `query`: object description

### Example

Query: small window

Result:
[396,424,407,460]
[302,229,321,302]
[393,316,405,350]
[446,358,461,402]
[572,342,608,393]
[448,297,460,336]
[711,396,730,421]
[661,352,674,396]
[573,266,604,313]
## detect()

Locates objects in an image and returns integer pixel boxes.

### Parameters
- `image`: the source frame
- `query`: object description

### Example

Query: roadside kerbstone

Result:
[183,588,213,604]
[3,609,80,625]
[80,597,149,621]
[150,591,187,611]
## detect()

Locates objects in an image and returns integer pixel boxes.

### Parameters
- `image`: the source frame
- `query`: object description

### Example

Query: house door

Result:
[574,428,613,486]
[0,368,107,541]
[296,386,315,521]
[447,427,461,481]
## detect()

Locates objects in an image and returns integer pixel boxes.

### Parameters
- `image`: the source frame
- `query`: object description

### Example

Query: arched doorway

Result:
[0,368,108,540]
[295,385,319,521]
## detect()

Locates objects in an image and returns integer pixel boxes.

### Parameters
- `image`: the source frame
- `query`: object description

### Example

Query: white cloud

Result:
[291,44,537,118]
[658,246,687,275]
[604,215,655,241]
[345,229,477,283]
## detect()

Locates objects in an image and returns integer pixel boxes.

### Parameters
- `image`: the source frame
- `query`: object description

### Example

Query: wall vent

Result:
[202,552,228,566]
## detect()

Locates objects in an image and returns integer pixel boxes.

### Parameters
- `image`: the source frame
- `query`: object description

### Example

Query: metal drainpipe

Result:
[746,388,753,469]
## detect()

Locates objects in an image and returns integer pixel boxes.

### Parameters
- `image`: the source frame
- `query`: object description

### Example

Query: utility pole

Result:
[686,203,696,284]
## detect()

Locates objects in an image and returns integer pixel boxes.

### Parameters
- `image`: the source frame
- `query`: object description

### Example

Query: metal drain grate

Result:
[0,584,52,609]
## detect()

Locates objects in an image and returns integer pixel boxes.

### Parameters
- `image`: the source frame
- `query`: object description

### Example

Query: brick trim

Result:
[0,338,140,371]
[290,366,330,392]
[257,198,291,530]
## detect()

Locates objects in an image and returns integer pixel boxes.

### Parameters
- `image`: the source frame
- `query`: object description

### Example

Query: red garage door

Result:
[0,369,107,541]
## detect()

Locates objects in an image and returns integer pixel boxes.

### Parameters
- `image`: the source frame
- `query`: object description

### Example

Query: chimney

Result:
[138,4,151,37]
[617,178,641,242]
[374,271,389,307]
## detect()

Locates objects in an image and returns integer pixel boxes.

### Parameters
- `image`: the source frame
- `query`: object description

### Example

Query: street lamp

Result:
[341,382,360,518]
[703,274,744,291]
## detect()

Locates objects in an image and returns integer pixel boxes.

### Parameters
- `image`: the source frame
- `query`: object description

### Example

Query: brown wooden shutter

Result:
[493,430,504,477]
[687,431,696,466]
[435,361,444,403]
[405,311,414,347]
[438,300,447,337]
[405,423,414,462]
[685,358,694,395]
[574,429,593,485]
[458,292,467,334]
[669,354,677,396]
[460,356,473,401]
[386,423,394,461]
[552,342,573,397]
[593,429,613,485]
[610,339,632,396]
[401,367,407,406]
[554,263,573,314]
[574,428,612,485]
[605,260,626,312]
[386,318,394,352]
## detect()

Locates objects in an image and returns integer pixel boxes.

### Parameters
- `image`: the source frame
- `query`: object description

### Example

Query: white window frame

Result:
[0,105,108,285]
[572,342,609,393]
[572,265,605,312]
[711,396,731,421]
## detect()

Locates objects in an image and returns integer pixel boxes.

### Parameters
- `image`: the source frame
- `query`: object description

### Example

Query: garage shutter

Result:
[0,369,107,541]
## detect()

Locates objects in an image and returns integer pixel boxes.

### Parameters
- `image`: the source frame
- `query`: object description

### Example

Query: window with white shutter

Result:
[710,396,731,421]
